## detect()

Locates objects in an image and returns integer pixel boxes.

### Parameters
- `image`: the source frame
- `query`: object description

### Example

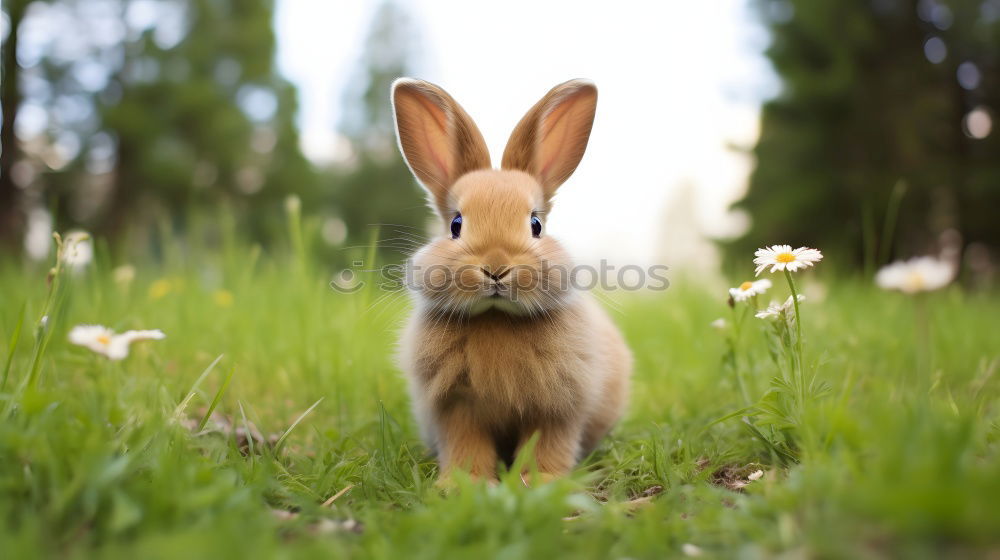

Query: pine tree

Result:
[3,0,318,249]
[0,0,29,249]
[728,0,1000,271]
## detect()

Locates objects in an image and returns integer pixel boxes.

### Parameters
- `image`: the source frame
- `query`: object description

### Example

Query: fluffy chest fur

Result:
[403,306,598,425]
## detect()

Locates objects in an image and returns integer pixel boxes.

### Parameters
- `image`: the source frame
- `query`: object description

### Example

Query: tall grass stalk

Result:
[285,195,306,278]
[913,294,932,390]
[25,232,86,389]
[862,198,877,278]
[274,397,324,453]
[1,304,25,391]
[878,181,907,267]
[726,304,753,406]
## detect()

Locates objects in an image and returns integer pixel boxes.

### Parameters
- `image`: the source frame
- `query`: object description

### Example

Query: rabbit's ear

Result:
[392,78,491,215]
[501,80,597,199]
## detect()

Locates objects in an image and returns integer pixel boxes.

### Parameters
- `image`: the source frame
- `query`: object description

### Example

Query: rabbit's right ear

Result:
[391,78,491,216]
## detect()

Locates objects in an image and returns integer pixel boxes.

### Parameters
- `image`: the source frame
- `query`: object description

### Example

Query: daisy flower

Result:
[754,245,823,276]
[875,256,954,294]
[755,294,806,320]
[729,278,772,302]
[68,325,165,360]
[682,544,704,557]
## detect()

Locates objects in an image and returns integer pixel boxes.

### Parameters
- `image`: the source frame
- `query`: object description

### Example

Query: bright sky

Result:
[275,1,776,268]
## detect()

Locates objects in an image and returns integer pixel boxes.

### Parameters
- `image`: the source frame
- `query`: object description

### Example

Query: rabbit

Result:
[391,78,632,484]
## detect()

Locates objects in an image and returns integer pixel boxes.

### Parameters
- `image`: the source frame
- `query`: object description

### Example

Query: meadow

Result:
[1,227,998,559]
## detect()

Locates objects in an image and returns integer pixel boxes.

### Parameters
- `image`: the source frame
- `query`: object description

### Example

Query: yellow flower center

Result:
[906,272,925,291]
[96,334,111,346]
[776,252,796,263]
[739,281,753,291]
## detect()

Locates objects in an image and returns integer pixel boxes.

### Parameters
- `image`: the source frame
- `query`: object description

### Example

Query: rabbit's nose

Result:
[480,250,513,281]
[480,266,511,282]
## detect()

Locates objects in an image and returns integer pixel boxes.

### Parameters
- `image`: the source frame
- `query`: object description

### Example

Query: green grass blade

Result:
[174,353,224,416]
[861,198,876,278]
[358,226,380,311]
[878,180,907,266]
[25,277,70,390]
[273,397,324,453]
[742,421,798,465]
[702,405,755,431]
[196,365,236,432]
[1,303,26,391]
[237,400,254,457]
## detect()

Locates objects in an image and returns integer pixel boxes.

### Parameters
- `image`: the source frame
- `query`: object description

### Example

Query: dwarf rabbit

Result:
[392,78,632,483]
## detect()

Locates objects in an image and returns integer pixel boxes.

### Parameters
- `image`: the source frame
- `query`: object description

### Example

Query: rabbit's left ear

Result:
[501,79,597,200]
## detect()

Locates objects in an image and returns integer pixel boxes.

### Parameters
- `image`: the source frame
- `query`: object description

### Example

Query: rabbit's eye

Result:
[450,214,462,239]
[530,215,542,238]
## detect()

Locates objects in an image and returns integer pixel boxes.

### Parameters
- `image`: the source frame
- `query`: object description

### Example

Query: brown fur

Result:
[391,78,631,482]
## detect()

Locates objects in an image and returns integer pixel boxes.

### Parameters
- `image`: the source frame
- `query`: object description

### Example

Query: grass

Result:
[1,232,999,559]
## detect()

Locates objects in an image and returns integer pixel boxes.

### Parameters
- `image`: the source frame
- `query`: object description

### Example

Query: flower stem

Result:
[913,294,931,389]
[26,234,75,389]
[784,269,805,410]
[729,306,752,406]
[784,270,804,364]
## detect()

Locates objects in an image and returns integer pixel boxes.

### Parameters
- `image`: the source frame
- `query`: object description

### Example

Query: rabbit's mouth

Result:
[485,281,509,298]
[485,291,510,304]
[462,286,528,317]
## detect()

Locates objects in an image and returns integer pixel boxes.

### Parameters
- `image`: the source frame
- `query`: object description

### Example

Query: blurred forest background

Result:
[0,0,425,264]
[731,0,1000,279]
[0,0,997,278]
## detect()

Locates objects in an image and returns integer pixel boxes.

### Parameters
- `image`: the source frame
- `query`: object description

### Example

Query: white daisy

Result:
[682,543,704,557]
[754,307,781,321]
[755,294,806,320]
[875,256,954,294]
[754,245,823,276]
[729,278,772,302]
[68,325,165,360]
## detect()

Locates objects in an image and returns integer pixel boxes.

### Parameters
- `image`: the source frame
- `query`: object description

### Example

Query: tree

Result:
[0,0,29,249]
[728,0,1000,271]
[4,0,319,252]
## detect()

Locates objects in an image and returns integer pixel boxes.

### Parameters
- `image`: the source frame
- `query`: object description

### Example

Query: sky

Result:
[275,1,777,268]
